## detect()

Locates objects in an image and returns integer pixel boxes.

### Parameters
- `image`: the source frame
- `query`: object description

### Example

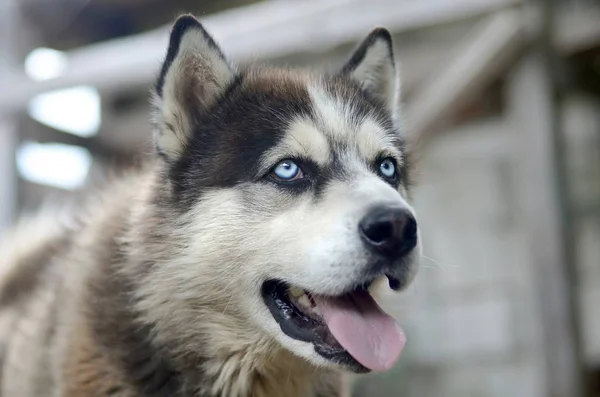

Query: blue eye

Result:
[272,160,302,181]
[379,158,396,179]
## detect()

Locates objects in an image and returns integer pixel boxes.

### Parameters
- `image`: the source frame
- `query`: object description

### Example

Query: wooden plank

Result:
[0,0,522,114]
[0,119,16,232]
[507,52,584,397]
[0,0,18,231]
[553,7,600,54]
[405,10,524,141]
[395,4,600,142]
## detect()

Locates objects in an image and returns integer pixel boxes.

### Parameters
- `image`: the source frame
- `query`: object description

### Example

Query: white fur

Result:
[155,29,235,159]
[307,84,354,139]
[261,118,332,170]
[356,118,403,163]
[348,36,401,120]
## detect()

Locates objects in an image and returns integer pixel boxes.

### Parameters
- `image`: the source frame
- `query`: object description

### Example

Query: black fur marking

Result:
[162,66,408,208]
[88,241,182,397]
[340,27,395,75]
[311,155,341,201]
[155,14,227,97]
[102,296,181,397]
[100,307,180,397]
[327,75,410,187]
[106,385,124,395]
[168,74,314,208]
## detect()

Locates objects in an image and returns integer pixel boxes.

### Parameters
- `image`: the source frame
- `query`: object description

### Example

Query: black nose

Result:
[359,206,417,258]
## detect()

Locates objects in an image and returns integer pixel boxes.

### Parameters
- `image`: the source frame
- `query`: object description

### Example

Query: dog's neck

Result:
[197,345,319,397]
[74,182,346,397]
[86,298,340,397]
[195,343,348,397]
[163,312,342,397]
[84,257,341,397]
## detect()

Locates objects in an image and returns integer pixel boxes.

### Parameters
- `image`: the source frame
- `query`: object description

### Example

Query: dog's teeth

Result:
[297,294,311,309]
[288,287,304,298]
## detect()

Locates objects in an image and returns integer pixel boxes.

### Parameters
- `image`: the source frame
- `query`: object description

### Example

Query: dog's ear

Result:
[341,28,399,117]
[153,15,235,161]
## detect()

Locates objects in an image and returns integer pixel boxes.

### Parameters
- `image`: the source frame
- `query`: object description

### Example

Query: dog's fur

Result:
[0,15,419,397]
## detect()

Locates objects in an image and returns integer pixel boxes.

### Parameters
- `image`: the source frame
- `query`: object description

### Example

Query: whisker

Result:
[421,254,460,269]
[419,264,438,270]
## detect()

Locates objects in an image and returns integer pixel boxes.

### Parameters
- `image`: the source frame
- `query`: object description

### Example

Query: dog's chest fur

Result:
[0,169,347,397]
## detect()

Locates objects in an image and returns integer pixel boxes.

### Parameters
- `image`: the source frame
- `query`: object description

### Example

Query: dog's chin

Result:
[260,274,407,374]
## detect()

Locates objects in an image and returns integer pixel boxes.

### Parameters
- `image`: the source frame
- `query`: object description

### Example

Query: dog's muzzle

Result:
[358,205,418,290]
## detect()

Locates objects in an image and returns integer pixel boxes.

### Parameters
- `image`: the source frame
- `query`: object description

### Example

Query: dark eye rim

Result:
[267,158,308,185]
[376,156,400,183]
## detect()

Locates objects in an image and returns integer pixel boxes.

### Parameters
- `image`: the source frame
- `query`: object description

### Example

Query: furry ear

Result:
[153,15,235,160]
[341,28,399,117]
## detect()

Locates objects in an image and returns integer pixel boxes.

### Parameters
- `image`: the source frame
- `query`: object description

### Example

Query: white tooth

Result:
[289,287,304,298]
[297,294,311,309]
[311,305,321,316]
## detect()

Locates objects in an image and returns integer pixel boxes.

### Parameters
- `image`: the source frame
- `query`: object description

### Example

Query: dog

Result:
[0,14,420,397]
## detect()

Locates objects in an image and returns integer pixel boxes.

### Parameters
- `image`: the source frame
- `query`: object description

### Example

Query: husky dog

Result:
[0,14,420,397]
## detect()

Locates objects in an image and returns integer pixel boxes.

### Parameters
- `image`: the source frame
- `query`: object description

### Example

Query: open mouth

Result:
[261,279,406,373]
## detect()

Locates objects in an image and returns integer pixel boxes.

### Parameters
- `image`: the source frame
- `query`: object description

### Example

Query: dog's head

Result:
[150,15,420,374]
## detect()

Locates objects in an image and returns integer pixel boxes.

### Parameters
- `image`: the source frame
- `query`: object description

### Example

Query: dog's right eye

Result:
[270,160,304,182]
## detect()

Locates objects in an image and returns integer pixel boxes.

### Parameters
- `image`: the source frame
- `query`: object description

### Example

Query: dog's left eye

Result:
[271,160,304,181]
[379,158,396,179]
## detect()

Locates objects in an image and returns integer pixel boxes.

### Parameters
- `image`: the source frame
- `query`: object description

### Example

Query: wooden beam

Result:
[553,7,600,54]
[0,0,522,114]
[402,3,600,143]
[0,119,17,232]
[405,10,525,142]
[0,0,19,231]
[506,51,584,397]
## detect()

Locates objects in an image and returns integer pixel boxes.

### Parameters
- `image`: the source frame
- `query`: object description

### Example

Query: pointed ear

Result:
[341,28,400,117]
[153,15,235,161]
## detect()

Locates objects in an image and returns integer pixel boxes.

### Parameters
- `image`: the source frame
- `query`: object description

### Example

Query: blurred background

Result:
[0,0,599,396]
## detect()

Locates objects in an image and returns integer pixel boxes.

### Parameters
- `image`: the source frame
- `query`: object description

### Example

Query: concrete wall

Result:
[565,94,600,365]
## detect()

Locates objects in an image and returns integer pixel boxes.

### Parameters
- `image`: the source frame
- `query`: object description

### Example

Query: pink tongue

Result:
[313,290,405,372]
